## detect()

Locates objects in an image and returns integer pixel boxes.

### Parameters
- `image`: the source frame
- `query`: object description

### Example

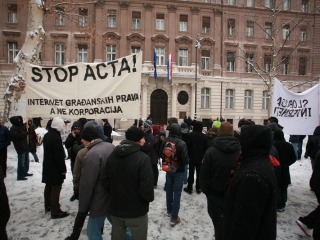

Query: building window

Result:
[282,56,289,75]
[302,0,308,13]
[300,26,307,41]
[156,13,165,30]
[108,10,116,28]
[78,45,87,62]
[132,12,141,29]
[246,20,254,37]
[79,8,88,26]
[179,15,188,32]
[246,53,254,73]
[106,45,116,62]
[201,50,210,70]
[155,47,165,65]
[55,43,65,65]
[202,16,210,34]
[264,55,271,73]
[265,0,272,8]
[227,52,235,72]
[265,22,272,38]
[299,57,306,75]
[225,89,234,109]
[8,4,18,23]
[262,91,269,110]
[55,7,64,26]
[227,19,235,36]
[282,24,290,40]
[131,46,141,54]
[228,0,235,5]
[203,0,211,2]
[178,49,188,66]
[201,88,210,108]
[247,0,254,7]
[8,42,18,64]
[244,90,252,110]
[284,0,291,10]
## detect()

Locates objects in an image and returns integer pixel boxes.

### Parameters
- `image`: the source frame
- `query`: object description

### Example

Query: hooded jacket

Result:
[187,121,208,164]
[306,126,320,160]
[223,125,277,240]
[79,139,114,217]
[9,116,29,154]
[102,139,154,218]
[200,135,240,196]
[64,121,83,163]
[159,123,189,172]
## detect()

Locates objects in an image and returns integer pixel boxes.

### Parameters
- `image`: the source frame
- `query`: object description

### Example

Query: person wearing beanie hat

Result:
[200,121,240,240]
[102,126,154,239]
[80,126,100,142]
[184,121,208,195]
[42,117,69,219]
[213,119,221,130]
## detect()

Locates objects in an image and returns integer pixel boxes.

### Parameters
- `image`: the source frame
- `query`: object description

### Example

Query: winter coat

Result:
[223,125,277,240]
[28,124,37,153]
[273,131,296,185]
[0,166,10,239]
[200,135,240,196]
[310,151,320,195]
[64,121,83,162]
[306,126,320,160]
[42,128,67,185]
[0,125,11,150]
[84,120,105,141]
[103,122,113,142]
[150,134,161,165]
[79,139,115,218]
[159,123,189,173]
[141,130,155,157]
[102,139,154,218]
[187,122,208,164]
[73,147,88,191]
[206,132,218,148]
[9,116,30,154]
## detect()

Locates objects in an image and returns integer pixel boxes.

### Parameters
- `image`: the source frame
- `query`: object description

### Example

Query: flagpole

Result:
[194,34,201,120]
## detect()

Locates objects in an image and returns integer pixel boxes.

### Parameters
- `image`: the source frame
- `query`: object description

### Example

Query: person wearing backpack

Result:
[306,126,320,170]
[159,123,189,226]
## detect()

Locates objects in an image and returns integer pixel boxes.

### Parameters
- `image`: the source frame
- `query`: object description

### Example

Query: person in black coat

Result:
[306,126,320,170]
[42,117,69,219]
[273,130,296,212]
[140,120,155,157]
[200,122,240,240]
[184,121,208,194]
[223,125,277,240]
[27,120,39,163]
[9,116,32,180]
[0,166,10,240]
[102,119,113,143]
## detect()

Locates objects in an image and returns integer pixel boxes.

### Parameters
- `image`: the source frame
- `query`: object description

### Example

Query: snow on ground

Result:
[4,131,317,239]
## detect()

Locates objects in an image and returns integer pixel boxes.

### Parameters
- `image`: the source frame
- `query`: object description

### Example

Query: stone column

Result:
[142,82,148,118]
[171,83,178,118]
[190,83,195,119]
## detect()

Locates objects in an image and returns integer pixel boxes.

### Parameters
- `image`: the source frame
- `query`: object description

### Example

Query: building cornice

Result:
[151,34,170,43]
[127,33,145,42]
[2,30,21,36]
[143,2,154,11]
[175,36,193,44]
[50,32,68,38]
[190,7,200,15]
[200,38,215,46]
[167,5,177,13]
[119,1,129,9]
[102,32,121,41]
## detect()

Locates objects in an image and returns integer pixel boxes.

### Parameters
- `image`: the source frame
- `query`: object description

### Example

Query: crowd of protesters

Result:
[1,115,320,239]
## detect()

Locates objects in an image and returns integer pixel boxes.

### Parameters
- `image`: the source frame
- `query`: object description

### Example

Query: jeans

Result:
[106,214,132,240]
[151,164,159,187]
[207,194,225,240]
[30,152,39,162]
[87,215,107,240]
[183,164,188,183]
[291,143,298,160]
[17,151,29,179]
[187,163,201,190]
[166,172,184,220]
[277,184,288,209]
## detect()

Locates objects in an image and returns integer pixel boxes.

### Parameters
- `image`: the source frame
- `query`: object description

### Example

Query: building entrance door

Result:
[150,89,168,124]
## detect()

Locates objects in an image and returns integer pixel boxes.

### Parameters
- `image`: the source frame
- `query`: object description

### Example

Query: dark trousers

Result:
[300,192,320,229]
[151,164,159,186]
[207,194,224,240]
[187,163,201,190]
[70,211,88,239]
[44,184,62,215]
[277,184,288,209]
[297,140,303,159]
[0,148,7,177]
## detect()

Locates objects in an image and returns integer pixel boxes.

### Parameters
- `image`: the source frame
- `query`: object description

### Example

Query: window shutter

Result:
[202,17,210,28]
[227,52,234,61]
[180,15,188,22]
[157,13,164,19]
[132,12,141,19]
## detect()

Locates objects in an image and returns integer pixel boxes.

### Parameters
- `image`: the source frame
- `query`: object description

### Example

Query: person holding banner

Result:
[306,126,320,170]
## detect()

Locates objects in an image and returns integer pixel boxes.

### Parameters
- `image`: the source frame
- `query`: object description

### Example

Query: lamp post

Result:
[194,34,201,120]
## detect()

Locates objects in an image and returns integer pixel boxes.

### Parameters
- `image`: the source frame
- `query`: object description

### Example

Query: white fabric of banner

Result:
[26,52,142,119]
[271,78,319,135]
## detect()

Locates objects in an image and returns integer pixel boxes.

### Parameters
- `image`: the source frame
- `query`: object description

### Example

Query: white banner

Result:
[26,52,142,119]
[271,78,319,135]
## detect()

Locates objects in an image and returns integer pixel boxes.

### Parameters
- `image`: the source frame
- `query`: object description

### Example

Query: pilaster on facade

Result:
[190,83,195,120]
[119,1,129,9]
[142,82,149,119]
[171,83,178,118]
[190,7,200,15]
[143,3,154,11]
[167,5,177,13]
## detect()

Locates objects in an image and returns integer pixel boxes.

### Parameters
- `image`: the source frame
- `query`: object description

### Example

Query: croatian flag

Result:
[153,49,157,79]
[167,53,172,82]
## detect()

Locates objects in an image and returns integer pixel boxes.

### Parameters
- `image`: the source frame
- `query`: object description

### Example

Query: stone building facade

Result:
[1,0,319,126]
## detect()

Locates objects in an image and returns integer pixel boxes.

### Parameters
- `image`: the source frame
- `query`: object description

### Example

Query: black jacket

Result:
[159,123,189,172]
[141,130,155,157]
[0,166,10,240]
[102,140,154,218]
[200,135,240,196]
[310,151,320,195]
[150,134,162,165]
[187,123,208,164]
[64,121,82,162]
[223,125,277,240]
[9,116,29,154]
[42,128,67,185]
[306,126,320,160]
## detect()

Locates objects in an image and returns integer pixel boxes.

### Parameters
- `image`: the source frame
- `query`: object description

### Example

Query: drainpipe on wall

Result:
[220,0,224,77]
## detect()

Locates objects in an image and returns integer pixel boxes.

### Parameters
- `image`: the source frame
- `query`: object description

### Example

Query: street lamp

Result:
[194,34,201,120]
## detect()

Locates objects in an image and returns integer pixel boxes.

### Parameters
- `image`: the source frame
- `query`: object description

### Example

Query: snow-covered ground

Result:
[4,129,317,239]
